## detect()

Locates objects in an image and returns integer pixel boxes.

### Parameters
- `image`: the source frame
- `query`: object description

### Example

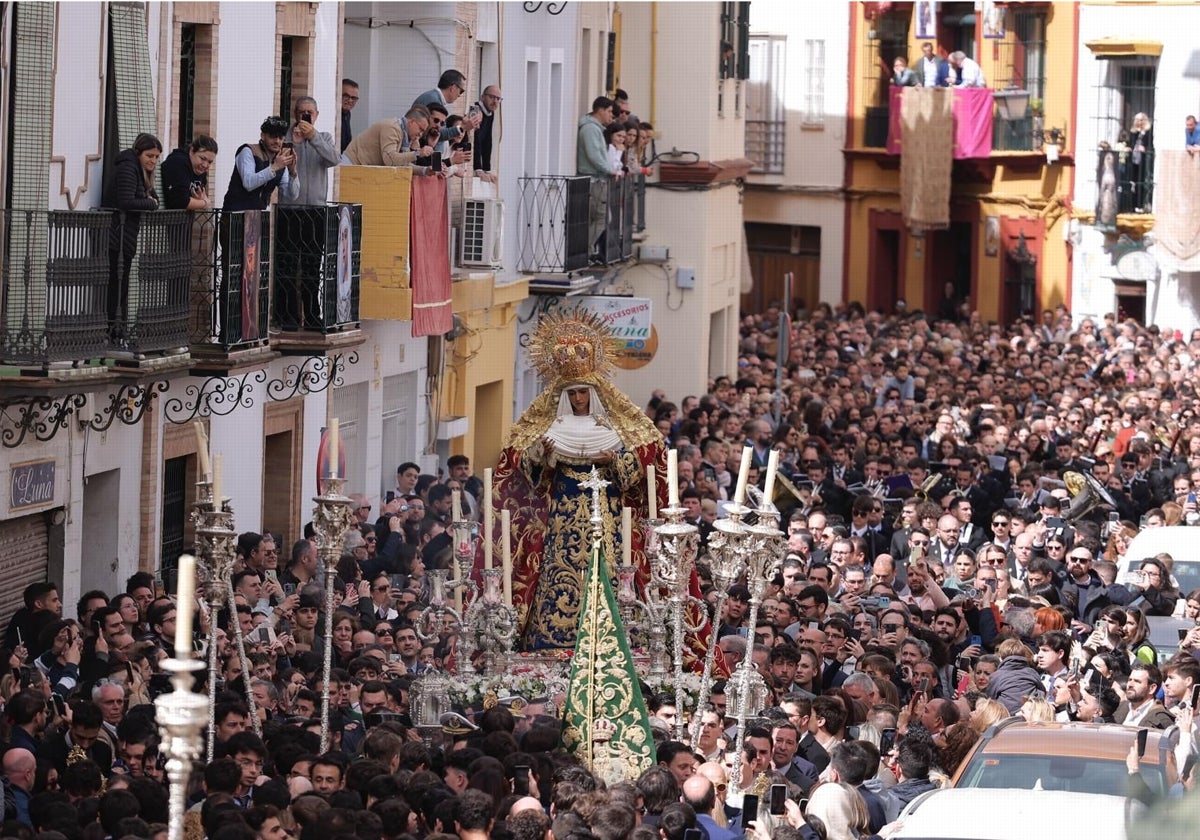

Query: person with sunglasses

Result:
[413,68,482,144]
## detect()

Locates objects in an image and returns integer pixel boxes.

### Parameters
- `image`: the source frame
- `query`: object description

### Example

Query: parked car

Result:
[950,718,1177,797]
[890,788,1136,840]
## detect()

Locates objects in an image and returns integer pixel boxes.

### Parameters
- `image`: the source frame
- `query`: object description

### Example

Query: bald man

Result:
[682,775,738,840]
[3,747,36,825]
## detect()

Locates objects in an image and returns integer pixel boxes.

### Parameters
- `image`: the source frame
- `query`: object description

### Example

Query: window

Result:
[279,36,295,118]
[172,14,216,149]
[803,38,826,128]
[1093,56,1157,213]
[178,24,197,146]
[746,35,787,174]
[720,2,751,81]
[992,9,1048,151]
[860,9,909,147]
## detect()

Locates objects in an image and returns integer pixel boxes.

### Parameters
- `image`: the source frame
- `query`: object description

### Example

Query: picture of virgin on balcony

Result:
[336,205,353,323]
[242,211,261,340]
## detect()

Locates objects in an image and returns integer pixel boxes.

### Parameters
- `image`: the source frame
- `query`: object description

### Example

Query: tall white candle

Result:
[647,464,657,519]
[328,417,340,479]
[175,554,196,659]
[212,455,223,506]
[194,422,211,481]
[501,508,513,606]
[452,489,462,522]
[734,445,753,506]
[622,506,632,567]
[483,468,494,569]
[763,449,780,506]
[667,449,679,507]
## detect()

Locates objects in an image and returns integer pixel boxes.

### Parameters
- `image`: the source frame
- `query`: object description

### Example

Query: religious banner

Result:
[561,541,654,784]
[531,295,657,370]
[887,87,994,160]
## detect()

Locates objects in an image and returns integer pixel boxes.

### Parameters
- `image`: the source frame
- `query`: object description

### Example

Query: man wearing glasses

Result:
[471,85,502,179]
[340,78,359,152]
[413,69,482,143]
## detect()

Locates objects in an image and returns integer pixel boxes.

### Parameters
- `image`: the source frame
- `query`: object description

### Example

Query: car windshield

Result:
[956,754,1165,797]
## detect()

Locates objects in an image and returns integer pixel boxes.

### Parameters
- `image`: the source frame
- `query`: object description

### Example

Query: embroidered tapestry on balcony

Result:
[899,88,954,231]
[409,175,453,338]
[1154,151,1200,270]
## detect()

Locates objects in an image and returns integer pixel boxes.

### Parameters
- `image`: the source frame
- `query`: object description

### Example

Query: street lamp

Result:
[993,86,1030,121]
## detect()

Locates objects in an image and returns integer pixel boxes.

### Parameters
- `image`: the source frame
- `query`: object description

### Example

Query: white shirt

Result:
[954,58,986,88]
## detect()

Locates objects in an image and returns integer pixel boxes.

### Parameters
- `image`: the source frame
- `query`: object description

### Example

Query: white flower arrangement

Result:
[642,671,706,711]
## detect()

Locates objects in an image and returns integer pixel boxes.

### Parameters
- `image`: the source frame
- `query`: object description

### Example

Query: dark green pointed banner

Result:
[561,542,654,783]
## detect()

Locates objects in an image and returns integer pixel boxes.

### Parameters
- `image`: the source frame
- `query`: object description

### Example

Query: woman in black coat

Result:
[107,132,161,343]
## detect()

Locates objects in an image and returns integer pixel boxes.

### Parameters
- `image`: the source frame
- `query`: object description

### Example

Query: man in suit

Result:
[913,42,952,88]
[682,775,739,840]
[948,497,987,551]
[770,721,819,794]
[930,514,963,568]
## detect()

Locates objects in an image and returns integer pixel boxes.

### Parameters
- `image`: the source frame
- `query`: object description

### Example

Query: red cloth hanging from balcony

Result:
[409,175,453,338]
[887,87,994,159]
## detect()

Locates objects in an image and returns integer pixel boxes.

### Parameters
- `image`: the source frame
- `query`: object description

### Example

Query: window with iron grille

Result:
[720,2,751,81]
[279,36,295,118]
[1093,56,1157,213]
[803,39,826,128]
[860,10,909,148]
[178,23,197,147]
[746,35,786,174]
[991,9,1047,152]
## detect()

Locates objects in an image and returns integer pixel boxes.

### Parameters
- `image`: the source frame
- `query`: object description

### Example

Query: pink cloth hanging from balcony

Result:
[887,87,994,159]
[409,175,453,338]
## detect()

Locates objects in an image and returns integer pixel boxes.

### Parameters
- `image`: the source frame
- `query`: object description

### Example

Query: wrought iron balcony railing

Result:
[746,119,786,174]
[272,204,362,334]
[601,175,636,265]
[109,209,193,355]
[517,175,591,274]
[1,209,111,366]
[187,208,271,352]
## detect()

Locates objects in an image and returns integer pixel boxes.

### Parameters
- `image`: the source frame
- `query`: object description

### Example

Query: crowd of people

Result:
[9,291,1200,839]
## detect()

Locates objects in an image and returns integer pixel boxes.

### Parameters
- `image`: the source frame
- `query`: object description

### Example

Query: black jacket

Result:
[161,147,206,210]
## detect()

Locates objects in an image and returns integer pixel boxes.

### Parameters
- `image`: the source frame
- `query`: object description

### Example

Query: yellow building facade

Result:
[843,1,1079,323]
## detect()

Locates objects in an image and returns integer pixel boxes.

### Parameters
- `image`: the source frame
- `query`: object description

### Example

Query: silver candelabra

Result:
[689,501,750,750]
[311,475,355,752]
[727,503,784,797]
[155,651,206,840]
[192,478,260,746]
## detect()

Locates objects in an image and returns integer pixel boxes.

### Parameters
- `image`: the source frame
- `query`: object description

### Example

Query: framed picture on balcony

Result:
[336,205,353,324]
[983,0,1005,39]
[985,216,1000,257]
[914,1,936,41]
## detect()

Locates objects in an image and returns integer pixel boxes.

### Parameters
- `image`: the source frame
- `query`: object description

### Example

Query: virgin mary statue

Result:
[488,310,721,672]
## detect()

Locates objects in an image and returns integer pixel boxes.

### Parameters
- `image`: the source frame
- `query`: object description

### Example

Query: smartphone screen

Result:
[1136,728,1149,758]
[513,766,530,796]
[769,783,787,815]
[385,491,395,503]
[1191,684,1200,709]
[969,635,982,647]
[741,794,759,826]
[918,677,931,698]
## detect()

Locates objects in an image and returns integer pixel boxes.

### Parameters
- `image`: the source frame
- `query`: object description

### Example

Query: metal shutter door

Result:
[0,514,49,632]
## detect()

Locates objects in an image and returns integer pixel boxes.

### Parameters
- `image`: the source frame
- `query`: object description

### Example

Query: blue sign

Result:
[10,459,55,511]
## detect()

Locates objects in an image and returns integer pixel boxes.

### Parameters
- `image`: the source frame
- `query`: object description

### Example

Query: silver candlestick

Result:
[728,503,784,797]
[193,480,260,742]
[462,568,517,675]
[311,475,355,752]
[651,502,706,741]
[448,519,481,675]
[632,517,670,680]
[416,568,466,661]
[689,501,750,750]
[155,655,206,840]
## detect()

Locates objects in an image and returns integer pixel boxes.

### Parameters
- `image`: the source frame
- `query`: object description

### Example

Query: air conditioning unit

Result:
[459,198,504,268]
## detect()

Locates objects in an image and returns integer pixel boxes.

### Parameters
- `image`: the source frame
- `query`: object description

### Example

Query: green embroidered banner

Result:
[561,542,654,784]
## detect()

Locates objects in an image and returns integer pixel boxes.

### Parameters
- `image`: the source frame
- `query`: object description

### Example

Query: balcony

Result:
[746,119,786,174]
[270,203,364,355]
[336,166,414,321]
[516,175,639,280]
[516,175,590,274]
[0,209,198,376]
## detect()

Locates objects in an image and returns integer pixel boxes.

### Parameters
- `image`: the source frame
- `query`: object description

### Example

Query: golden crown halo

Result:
[527,309,618,385]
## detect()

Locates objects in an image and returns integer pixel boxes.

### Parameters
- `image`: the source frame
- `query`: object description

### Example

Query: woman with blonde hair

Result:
[969,697,1009,733]
[807,781,870,840]
[1021,695,1056,723]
